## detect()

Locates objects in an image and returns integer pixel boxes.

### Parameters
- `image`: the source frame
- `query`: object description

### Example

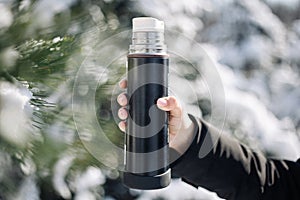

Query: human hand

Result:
[117,79,196,154]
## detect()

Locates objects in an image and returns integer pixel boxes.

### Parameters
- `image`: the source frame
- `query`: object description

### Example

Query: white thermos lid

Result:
[132,17,164,32]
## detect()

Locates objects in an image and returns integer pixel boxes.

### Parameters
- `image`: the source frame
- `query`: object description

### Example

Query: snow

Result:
[0,81,33,147]
[224,85,300,160]
[293,20,300,35]
[20,157,37,176]
[53,153,74,199]
[0,152,12,181]
[269,67,300,123]
[73,166,106,199]
[206,50,300,160]
[53,153,106,199]
[0,3,13,29]
[30,0,76,31]
[74,166,105,192]
[0,46,19,70]
[14,176,40,200]
[19,0,31,11]
[264,0,300,8]
[135,179,225,200]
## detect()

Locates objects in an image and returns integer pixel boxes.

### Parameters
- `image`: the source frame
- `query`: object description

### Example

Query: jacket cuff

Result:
[170,114,203,181]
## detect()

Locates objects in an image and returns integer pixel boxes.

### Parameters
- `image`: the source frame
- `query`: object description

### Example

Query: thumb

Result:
[157,96,182,118]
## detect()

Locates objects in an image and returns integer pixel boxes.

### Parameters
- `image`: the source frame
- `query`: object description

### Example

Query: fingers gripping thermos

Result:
[122,17,171,189]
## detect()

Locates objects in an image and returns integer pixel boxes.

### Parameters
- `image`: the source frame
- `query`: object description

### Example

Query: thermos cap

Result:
[132,17,164,32]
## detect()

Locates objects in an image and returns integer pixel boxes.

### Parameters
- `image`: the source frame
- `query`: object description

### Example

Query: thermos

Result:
[122,17,171,189]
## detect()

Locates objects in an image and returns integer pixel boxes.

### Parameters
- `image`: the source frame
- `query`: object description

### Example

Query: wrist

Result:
[169,112,197,155]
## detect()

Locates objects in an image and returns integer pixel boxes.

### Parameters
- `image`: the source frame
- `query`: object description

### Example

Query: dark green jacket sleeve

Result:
[170,115,300,200]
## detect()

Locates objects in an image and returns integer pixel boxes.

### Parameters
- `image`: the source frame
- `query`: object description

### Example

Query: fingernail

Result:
[118,95,125,104]
[119,121,125,132]
[119,109,127,119]
[119,109,126,118]
[157,98,167,107]
[119,79,127,88]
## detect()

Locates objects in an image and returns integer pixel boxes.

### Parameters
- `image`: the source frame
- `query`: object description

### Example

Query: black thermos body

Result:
[122,17,171,189]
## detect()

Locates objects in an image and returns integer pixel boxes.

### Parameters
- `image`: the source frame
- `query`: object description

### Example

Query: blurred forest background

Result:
[0,0,299,199]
